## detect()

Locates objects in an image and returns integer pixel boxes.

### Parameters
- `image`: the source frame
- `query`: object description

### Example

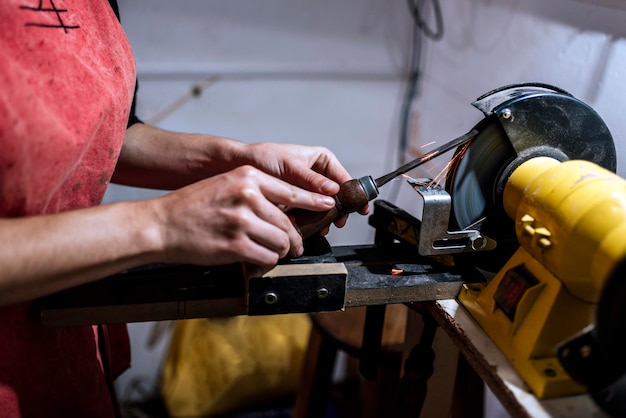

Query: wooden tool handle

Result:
[287,177,378,239]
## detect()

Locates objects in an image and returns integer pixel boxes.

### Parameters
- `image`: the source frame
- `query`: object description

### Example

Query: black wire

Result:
[406,0,444,41]
[392,0,444,202]
[388,3,424,204]
[397,0,444,167]
[397,3,424,168]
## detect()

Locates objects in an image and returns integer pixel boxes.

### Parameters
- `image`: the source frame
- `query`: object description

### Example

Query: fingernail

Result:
[322,196,335,206]
[294,245,304,257]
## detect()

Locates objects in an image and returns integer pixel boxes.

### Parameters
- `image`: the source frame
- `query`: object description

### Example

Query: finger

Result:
[248,201,304,257]
[282,150,351,196]
[333,205,370,229]
[318,225,331,236]
[235,181,305,255]
[333,214,348,229]
[246,220,299,259]
[254,171,336,212]
[358,205,370,216]
[281,162,339,196]
[235,235,288,267]
[309,150,353,190]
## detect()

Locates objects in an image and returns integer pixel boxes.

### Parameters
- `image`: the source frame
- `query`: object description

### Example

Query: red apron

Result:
[0,1,136,416]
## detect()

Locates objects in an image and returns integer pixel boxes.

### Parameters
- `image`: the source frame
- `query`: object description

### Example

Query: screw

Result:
[317,288,330,299]
[580,345,592,358]
[544,368,557,377]
[264,292,278,305]
[500,108,512,119]
[470,236,487,250]
[534,227,552,249]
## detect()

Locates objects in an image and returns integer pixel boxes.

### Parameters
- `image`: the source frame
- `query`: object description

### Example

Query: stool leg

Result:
[292,324,338,418]
[392,310,438,417]
[359,305,387,381]
[361,350,403,418]
[450,354,484,418]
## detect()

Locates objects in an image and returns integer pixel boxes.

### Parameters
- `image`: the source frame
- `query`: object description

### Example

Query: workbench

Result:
[420,299,607,418]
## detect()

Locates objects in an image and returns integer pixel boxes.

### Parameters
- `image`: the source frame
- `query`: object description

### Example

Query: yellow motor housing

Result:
[504,157,626,303]
[460,156,626,398]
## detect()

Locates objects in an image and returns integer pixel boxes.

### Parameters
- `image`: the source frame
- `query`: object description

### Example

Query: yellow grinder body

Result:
[504,157,626,303]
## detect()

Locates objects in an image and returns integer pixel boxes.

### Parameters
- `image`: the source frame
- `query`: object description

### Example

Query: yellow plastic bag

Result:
[161,314,311,417]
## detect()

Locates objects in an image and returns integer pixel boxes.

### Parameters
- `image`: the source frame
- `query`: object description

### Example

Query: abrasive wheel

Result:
[444,117,518,274]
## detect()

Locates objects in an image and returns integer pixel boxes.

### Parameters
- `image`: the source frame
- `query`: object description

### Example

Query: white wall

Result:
[107,0,626,415]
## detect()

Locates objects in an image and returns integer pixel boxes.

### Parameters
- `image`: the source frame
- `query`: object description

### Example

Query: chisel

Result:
[289,129,478,238]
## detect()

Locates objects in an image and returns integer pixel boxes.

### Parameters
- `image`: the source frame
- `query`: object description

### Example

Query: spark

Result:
[390,266,404,275]
[392,173,426,184]
[405,139,449,188]
[401,141,472,190]
[429,141,471,186]
[401,173,429,186]
[402,173,438,189]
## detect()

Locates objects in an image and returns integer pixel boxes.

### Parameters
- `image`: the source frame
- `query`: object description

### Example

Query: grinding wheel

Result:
[446,117,513,230]
[445,116,518,273]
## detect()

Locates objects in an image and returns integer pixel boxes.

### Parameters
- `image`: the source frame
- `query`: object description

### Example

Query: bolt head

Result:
[264,292,279,305]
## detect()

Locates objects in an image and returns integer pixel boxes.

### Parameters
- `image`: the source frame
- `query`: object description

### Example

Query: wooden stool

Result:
[292,304,409,418]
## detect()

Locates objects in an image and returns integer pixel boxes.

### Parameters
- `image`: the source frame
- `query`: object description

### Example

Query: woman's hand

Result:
[239,142,370,226]
[150,165,337,268]
[243,143,351,194]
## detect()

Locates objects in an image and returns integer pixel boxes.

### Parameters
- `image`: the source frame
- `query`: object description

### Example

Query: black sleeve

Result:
[108,0,120,19]
[108,0,143,128]
[127,82,142,127]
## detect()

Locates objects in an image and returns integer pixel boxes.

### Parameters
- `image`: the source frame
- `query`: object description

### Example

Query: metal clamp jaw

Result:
[408,178,496,256]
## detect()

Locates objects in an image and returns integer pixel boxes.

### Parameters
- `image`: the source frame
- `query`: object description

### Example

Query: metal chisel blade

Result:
[374,129,478,188]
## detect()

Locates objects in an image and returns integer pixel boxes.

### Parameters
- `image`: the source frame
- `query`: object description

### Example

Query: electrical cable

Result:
[388,0,424,203]
[397,22,422,166]
[389,0,445,203]
[406,0,444,41]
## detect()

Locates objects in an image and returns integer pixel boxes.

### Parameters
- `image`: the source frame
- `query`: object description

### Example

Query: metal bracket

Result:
[409,179,497,255]
[369,181,496,257]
